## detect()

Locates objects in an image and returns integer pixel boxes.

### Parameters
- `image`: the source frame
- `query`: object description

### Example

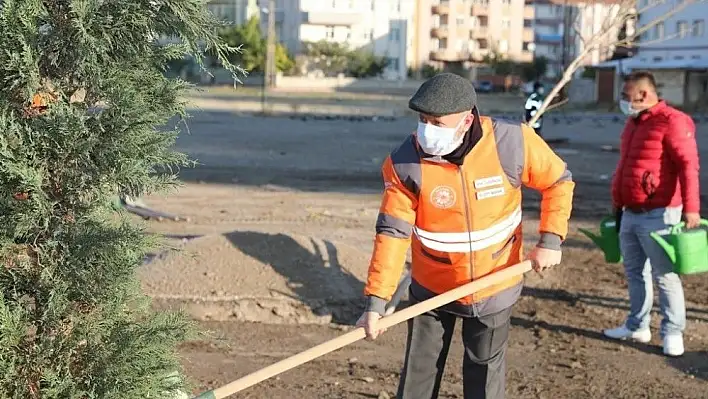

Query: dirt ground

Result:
[136,94,708,399]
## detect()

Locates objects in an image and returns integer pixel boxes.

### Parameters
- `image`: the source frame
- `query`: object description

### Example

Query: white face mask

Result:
[619,100,640,117]
[416,115,468,156]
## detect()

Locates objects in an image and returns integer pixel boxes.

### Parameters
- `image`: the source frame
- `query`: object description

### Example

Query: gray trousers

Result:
[396,299,512,399]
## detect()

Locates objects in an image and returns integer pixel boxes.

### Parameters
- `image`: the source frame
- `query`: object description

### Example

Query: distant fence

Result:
[200,68,601,103]
[199,69,425,94]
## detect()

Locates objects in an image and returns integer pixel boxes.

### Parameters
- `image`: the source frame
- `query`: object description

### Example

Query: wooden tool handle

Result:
[193,260,533,399]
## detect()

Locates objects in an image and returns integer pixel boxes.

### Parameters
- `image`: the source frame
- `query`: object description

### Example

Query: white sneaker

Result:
[603,324,652,343]
[663,335,684,357]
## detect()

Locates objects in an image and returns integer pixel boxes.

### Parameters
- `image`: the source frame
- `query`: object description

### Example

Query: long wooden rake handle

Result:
[192,260,533,399]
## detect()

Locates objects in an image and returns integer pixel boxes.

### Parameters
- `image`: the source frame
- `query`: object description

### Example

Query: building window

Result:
[389,57,399,71]
[502,18,511,30]
[498,39,508,53]
[692,20,705,37]
[654,22,664,40]
[439,38,448,49]
[457,17,466,26]
[345,27,351,41]
[502,0,511,5]
[325,26,335,39]
[676,20,688,38]
[389,26,400,42]
[674,55,684,60]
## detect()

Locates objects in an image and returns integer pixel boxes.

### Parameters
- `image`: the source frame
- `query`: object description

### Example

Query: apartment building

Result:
[530,0,622,78]
[632,0,708,105]
[415,0,535,71]
[634,0,708,65]
[264,0,416,80]
[531,0,575,77]
[594,0,708,106]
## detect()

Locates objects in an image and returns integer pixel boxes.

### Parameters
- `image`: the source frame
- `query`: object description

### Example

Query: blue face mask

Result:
[416,115,468,156]
[619,100,639,117]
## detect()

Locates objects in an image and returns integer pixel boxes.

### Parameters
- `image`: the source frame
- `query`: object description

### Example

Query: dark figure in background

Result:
[524,81,545,137]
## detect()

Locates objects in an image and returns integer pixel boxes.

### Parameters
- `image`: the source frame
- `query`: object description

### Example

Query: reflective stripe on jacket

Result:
[365,117,574,305]
[524,93,543,129]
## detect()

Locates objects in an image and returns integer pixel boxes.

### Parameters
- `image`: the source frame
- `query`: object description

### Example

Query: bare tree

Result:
[528,0,698,126]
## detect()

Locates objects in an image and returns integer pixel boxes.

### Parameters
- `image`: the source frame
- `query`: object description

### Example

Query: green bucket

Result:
[650,219,708,275]
[579,216,623,264]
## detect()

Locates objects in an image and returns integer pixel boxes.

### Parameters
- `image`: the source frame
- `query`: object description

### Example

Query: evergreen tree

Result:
[217,15,294,73]
[0,1,240,397]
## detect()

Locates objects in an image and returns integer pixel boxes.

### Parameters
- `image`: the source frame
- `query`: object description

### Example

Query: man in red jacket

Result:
[604,71,700,357]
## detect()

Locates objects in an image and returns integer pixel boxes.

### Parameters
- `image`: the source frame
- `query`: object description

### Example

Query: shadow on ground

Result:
[222,231,365,325]
[521,286,708,322]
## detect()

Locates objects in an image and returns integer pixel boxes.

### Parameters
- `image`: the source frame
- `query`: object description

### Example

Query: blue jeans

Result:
[620,207,686,337]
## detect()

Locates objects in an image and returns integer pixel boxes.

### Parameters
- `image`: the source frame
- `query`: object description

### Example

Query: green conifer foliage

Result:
[0,1,240,397]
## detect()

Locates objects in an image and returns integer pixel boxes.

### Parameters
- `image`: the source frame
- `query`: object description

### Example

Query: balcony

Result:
[431,26,449,38]
[302,11,364,26]
[430,49,469,62]
[471,4,489,16]
[535,33,563,44]
[523,27,534,42]
[524,5,534,19]
[468,49,489,63]
[470,27,489,39]
[432,2,450,15]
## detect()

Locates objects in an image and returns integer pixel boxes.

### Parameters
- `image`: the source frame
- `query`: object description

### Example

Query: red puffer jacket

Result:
[612,101,700,213]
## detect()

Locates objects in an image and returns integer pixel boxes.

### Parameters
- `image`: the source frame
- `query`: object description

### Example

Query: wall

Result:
[654,70,686,106]
[686,71,708,107]
[202,70,425,92]
[273,76,423,92]
[567,78,596,104]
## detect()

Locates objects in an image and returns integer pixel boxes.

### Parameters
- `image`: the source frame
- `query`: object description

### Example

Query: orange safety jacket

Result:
[364,117,574,311]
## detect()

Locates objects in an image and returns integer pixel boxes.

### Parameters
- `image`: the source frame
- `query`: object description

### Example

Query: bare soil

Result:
[138,99,708,399]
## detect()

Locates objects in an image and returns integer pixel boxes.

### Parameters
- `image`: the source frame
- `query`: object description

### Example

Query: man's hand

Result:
[684,212,702,229]
[526,246,562,273]
[356,311,385,340]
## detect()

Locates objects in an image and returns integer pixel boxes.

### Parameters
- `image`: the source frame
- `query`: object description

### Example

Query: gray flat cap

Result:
[409,72,477,116]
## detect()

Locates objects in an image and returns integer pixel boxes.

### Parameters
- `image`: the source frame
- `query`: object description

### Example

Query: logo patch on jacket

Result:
[476,187,505,200]
[474,175,503,189]
[430,186,456,209]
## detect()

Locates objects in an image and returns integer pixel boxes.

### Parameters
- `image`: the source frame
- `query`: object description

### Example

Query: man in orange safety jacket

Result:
[356,73,575,399]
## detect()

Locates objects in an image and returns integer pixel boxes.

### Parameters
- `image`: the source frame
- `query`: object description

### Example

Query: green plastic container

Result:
[579,216,623,264]
[650,219,708,275]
